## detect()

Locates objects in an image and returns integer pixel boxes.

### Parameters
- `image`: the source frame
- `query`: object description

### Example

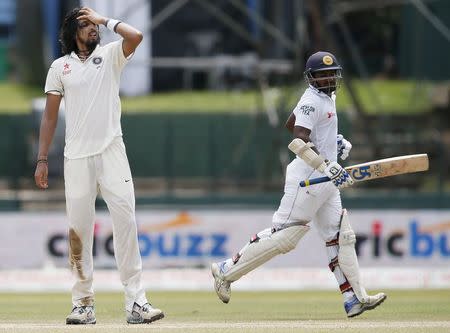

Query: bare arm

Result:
[285,112,295,133]
[34,94,62,189]
[115,22,143,58]
[286,112,320,155]
[293,125,321,156]
[77,7,143,58]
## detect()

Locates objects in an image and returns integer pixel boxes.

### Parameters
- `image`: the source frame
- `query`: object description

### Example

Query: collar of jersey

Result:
[70,44,100,61]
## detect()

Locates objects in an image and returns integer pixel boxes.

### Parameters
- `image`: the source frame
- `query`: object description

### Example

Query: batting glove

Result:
[337,134,352,160]
[324,161,354,189]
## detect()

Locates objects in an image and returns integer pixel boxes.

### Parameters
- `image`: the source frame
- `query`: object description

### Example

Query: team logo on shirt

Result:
[62,63,71,75]
[92,57,103,65]
[300,105,315,116]
[92,57,103,69]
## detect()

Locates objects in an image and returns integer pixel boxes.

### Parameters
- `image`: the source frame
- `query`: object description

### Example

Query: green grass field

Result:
[0,80,435,114]
[0,290,449,332]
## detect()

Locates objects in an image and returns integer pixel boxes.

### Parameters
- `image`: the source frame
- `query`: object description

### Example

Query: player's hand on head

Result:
[324,161,353,189]
[77,7,106,26]
[337,134,352,160]
[34,163,49,189]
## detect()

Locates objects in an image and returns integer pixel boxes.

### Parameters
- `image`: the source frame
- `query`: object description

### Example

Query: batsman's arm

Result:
[286,115,320,158]
[288,128,328,172]
[34,94,62,189]
[288,137,354,189]
[293,126,323,156]
[285,112,295,133]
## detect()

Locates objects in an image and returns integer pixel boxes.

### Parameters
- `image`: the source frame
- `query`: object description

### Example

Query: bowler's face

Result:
[76,19,99,48]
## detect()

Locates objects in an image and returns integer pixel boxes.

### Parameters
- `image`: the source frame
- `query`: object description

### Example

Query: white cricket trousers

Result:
[272,158,342,241]
[64,137,147,311]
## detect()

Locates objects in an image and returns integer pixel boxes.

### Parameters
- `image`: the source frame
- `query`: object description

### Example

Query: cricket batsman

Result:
[211,51,386,317]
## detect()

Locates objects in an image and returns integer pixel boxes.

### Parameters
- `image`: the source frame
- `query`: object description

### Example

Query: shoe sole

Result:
[348,294,387,318]
[211,263,230,304]
[127,312,165,324]
[66,319,96,325]
[143,312,165,324]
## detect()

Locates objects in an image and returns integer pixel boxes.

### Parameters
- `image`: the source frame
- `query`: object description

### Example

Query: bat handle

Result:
[299,176,331,187]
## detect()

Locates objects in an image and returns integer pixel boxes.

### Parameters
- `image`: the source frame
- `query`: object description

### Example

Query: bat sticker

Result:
[351,166,371,180]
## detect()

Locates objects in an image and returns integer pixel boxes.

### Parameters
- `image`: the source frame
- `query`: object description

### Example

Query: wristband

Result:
[106,18,122,33]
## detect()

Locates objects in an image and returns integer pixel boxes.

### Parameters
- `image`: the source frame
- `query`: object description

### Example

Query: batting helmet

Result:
[303,51,342,94]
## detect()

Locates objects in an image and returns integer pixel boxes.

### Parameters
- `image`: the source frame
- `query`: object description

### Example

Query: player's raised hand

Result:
[34,161,49,189]
[77,7,107,26]
[324,161,353,189]
[337,134,352,160]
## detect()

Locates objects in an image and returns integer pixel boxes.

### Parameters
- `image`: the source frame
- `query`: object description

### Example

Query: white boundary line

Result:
[1,321,450,329]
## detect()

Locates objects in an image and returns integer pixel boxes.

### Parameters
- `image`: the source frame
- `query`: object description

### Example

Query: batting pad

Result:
[224,224,310,282]
[338,209,369,303]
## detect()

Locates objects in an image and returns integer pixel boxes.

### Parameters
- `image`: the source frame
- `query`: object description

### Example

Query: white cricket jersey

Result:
[44,40,130,159]
[292,86,338,176]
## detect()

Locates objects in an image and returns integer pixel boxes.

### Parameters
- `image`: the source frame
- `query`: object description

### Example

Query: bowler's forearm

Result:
[115,22,143,44]
[37,113,58,159]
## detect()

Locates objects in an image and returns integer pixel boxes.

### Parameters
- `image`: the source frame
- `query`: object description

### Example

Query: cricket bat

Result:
[299,154,429,187]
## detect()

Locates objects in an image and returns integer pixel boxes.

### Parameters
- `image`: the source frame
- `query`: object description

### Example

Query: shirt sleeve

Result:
[44,61,64,96]
[109,39,132,70]
[293,99,319,130]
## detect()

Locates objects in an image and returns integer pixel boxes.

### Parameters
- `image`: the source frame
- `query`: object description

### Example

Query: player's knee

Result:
[122,217,137,230]
[277,238,297,253]
[339,209,356,245]
[273,223,310,253]
[272,212,311,227]
[111,208,137,231]
[340,229,356,245]
[110,200,135,222]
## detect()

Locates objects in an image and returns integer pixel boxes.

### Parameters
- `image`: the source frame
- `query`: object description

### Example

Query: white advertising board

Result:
[0,209,449,269]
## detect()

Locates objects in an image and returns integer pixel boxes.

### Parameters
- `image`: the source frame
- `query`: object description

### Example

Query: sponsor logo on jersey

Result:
[300,105,315,115]
[63,63,71,75]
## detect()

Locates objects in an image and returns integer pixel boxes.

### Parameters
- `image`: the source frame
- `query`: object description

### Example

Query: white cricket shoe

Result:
[66,306,96,325]
[345,293,387,318]
[211,262,231,303]
[126,302,164,324]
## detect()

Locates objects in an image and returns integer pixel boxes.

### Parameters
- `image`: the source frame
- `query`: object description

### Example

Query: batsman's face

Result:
[76,19,100,48]
[313,70,337,88]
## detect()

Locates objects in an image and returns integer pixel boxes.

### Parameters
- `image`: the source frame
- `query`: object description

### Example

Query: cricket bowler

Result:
[34,7,164,325]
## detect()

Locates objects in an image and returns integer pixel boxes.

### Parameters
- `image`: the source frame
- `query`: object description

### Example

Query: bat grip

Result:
[299,176,331,187]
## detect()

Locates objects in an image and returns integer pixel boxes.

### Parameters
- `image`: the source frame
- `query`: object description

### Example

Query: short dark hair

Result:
[59,7,81,55]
